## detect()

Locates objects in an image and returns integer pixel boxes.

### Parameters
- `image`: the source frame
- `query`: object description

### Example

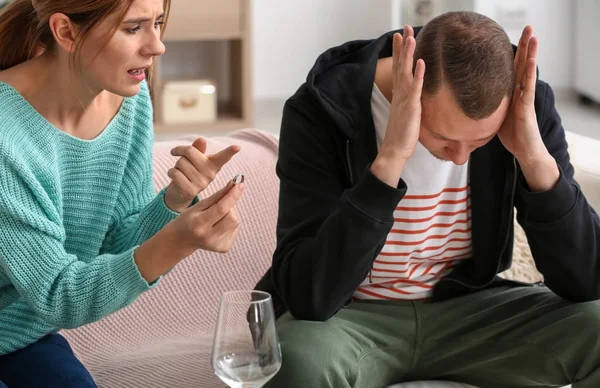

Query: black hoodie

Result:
[254,28,600,322]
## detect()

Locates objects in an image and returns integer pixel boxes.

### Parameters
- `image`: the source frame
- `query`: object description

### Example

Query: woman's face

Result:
[78,0,166,97]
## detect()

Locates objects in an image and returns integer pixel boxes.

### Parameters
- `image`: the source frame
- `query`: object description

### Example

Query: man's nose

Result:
[447,143,471,165]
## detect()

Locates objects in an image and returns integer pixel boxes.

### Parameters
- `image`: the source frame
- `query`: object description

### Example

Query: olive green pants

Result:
[266,285,600,388]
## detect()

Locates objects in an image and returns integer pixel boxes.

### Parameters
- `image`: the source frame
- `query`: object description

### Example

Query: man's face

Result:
[419,85,510,165]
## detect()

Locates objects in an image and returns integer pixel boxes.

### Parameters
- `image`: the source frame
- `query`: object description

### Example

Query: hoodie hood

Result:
[303,28,422,140]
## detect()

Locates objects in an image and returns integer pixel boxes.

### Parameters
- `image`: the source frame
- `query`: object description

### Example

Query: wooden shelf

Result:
[163,0,245,41]
[152,0,252,135]
[154,100,251,134]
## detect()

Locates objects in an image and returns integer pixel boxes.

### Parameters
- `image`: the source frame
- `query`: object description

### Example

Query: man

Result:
[257,11,600,388]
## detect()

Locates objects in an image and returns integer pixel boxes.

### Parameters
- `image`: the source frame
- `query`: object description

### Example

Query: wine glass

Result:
[212,290,282,388]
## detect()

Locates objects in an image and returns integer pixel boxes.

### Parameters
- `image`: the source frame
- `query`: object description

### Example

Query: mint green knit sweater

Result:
[0,81,179,354]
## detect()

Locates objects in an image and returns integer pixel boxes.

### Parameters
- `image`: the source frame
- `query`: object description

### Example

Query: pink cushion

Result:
[62,129,279,387]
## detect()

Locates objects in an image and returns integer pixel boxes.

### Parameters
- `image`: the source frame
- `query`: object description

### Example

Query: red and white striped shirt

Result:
[353,84,472,301]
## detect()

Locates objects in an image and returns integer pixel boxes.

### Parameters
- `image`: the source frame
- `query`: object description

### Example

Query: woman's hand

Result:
[165,138,240,212]
[134,176,245,283]
[175,177,244,254]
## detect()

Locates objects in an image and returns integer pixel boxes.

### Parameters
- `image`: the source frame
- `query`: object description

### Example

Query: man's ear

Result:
[48,13,79,54]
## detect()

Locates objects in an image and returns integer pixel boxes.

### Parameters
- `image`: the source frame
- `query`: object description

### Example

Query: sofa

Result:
[62,129,600,388]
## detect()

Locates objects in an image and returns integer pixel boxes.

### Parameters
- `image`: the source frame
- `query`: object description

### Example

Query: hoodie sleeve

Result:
[515,80,600,302]
[271,92,406,321]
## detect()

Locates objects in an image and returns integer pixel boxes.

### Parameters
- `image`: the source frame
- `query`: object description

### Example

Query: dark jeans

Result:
[0,333,96,388]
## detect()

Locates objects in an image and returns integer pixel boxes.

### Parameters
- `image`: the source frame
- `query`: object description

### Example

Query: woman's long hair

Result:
[0,0,171,72]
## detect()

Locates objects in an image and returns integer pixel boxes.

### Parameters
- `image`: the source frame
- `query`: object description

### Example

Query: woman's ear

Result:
[48,13,79,53]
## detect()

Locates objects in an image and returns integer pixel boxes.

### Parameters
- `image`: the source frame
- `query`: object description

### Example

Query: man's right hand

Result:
[371,26,425,188]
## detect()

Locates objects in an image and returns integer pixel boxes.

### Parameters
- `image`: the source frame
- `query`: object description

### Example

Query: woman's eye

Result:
[127,26,141,34]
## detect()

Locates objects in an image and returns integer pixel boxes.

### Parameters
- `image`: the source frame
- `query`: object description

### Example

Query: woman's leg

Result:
[0,333,96,388]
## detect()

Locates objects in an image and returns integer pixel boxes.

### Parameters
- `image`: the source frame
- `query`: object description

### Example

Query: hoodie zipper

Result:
[440,157,518,289]
[495,157,519,276]
[346,140,354,184]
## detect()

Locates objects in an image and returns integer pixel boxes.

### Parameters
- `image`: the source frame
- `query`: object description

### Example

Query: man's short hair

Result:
[415,11,516,119]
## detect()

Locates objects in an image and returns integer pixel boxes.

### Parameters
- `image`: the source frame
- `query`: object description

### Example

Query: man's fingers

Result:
[526,36,538,63]
[392,26,416,96]
[392,33,403,88]
[192,138,208,154]
[515,36,530,82]
[514,25,533,67]
[402,36,416,82]
[204,183,244,226]
[411,59,425,104]
[515,26,534,93]
[208,145,241,168]
[522,57,537,105]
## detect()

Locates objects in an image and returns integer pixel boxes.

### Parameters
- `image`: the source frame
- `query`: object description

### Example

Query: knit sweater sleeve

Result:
[101,81,180,254]
[102,188,178,254]
[101,143,179,254]
[0,158,155,329]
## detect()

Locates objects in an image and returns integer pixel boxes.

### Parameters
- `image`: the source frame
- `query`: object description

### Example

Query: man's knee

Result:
[278,318,343,365]
[553,301,600,360]
[569,301,600,326]
[269,317,351,386]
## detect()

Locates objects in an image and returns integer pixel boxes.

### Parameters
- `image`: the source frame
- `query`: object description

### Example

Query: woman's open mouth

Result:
[128,68,146,82]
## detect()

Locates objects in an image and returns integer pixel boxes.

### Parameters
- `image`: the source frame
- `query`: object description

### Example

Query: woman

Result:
[0,0,244,386]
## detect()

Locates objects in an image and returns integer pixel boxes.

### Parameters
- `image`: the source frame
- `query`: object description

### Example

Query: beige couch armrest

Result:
[502,131,600,283]
[565,131,600,212]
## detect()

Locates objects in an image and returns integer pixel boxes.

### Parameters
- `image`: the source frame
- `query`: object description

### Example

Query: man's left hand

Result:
[498,25,559,192]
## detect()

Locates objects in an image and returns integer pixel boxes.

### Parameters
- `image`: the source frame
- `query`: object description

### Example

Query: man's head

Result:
[415,11,515,164]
